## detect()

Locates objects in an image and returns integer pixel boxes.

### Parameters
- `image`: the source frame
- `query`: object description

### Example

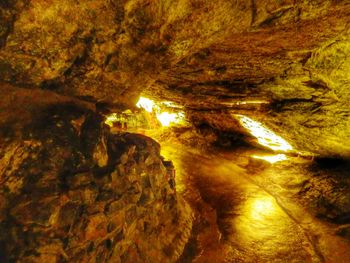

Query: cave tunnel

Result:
[1,1,350,262]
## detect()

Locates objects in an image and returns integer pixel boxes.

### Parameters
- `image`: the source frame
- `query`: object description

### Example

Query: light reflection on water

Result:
[143,132,350,262]
[248,195,278,222]
[159,142,314,262]
[233,193,294,250]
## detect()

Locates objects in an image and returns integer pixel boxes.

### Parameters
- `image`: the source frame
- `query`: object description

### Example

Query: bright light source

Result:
[221,100,269,106]
[252,154,288,164]
[161,101,183,108]
[156,112,177,126]
[136,96,185,127]
[249,196,277,221]
[105,113,118,127]
[156,112,184,127]
[136,97,155,113]
[235,115,293,152]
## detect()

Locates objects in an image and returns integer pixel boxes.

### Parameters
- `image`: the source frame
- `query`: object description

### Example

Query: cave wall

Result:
[0,84,192,262]
[0,1,349,261]
[261,37,350,158]
[0,0,257,104]
[2,1,348,102]
[182,34,350,158]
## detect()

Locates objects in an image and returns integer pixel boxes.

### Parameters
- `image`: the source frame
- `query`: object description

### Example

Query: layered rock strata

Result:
[0,1,349,157]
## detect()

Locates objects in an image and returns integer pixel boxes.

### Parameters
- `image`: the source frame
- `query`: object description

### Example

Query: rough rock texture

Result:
[1,2,350,261]
[1,0,349,157]
[0,84,192,262]
[299,159,350,223]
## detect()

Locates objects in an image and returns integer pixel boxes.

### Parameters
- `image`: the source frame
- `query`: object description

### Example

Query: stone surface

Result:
[0,2,350,261]
[0,1,349,157]
[0,84,192,262]
[298,159,350,223]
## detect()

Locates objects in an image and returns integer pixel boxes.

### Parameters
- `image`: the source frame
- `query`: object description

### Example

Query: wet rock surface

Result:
[1,1,350,262]
[149,127,350,263]
[0,1,349,156]
[298,159,350,224]
[0,85,192,262]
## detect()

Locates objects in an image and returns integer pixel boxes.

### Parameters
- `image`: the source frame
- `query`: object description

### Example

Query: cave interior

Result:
[0,1,350,262]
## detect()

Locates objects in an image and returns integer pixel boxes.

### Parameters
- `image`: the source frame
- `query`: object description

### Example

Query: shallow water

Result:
[159,142,350,263]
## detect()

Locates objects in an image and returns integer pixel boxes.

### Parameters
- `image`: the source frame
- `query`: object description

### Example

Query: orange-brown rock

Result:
[0,84,192,262]
[1,1,349,157]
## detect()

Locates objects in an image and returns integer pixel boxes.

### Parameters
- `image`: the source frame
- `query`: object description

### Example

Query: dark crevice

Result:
[303,79,330,90]
[0,0,30,48]
[270,98,321,112]
[168,80,259,92]
[257,6,294,27]
[313,157,350,170]
[250,0,257,25]
[40,78,61,91]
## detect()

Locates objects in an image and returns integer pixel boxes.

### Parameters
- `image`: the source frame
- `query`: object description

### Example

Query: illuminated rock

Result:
[136,96,186,127]
[235,115,293,152]
[252,154,288,164]
[0,1,349,156]
[0,2,349,262]
[0,84,192,262]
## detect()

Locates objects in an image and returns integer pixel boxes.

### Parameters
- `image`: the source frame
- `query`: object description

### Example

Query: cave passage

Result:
[1,1,350,262]
[163,141,350,263]
[107,100,350,263]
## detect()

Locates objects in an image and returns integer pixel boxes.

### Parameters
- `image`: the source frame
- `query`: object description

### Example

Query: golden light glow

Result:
[136,96,185,127]
[161,101,183,108]
[249,196,278,222]
[105,113,119,127]
[136,97,155,113]
[235,115,293,152]
[252,154,288,164]
[156,112,184,127]
[222,100,270,106]
[236,193,292,249]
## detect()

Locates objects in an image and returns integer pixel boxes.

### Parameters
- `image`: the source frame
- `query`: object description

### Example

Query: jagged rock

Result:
[0,84,193,262]
[0,1,349,156]
[298,159,350,223]
[0,2,349,261]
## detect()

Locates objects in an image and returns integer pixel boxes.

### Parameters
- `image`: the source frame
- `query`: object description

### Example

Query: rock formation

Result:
[0,84,192,262]
[0,0,350,262]
[1,0,349,157]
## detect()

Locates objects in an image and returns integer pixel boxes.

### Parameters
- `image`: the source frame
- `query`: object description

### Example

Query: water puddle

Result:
[158,141,350,263]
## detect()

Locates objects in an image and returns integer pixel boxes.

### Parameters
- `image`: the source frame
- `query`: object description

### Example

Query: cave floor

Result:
[149,133,350,263]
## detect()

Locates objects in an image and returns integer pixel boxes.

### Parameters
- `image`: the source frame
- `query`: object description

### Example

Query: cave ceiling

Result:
[0,0,350,157]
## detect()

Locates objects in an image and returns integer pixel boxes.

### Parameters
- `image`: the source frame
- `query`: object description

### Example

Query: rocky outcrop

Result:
[0,1,349,158]
[0,84,192,262]
[299,159,350,223]
[0,0,350,150]
[0,2,349,261]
